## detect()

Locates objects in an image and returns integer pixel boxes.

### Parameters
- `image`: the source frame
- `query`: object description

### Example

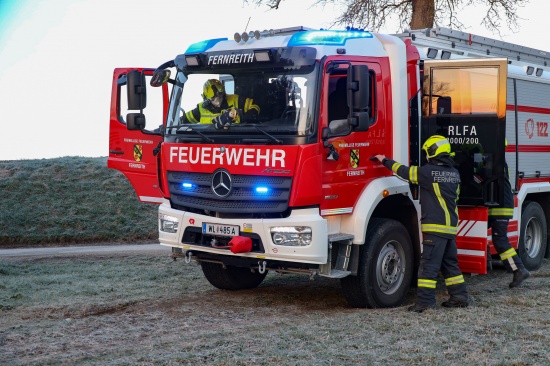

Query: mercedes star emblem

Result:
[211,169,232,198]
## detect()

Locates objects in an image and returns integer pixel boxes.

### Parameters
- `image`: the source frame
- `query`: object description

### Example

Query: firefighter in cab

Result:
[180,79,260,130]
[375,135,470,312]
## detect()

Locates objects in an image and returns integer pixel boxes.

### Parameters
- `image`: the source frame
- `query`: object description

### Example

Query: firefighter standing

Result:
[180,79,260,129]
[375,135,470,312]
[489,139,530,288]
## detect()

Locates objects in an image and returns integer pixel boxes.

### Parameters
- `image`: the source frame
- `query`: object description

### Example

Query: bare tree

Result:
[246,0,530,34]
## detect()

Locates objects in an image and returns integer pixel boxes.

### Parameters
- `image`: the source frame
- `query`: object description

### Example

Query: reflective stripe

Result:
[250,102,260,113]
[139,196,163,203]
[445,275,465,286]
[489,207,513,217]
[418,279,437,288]
[391,162,402,173]
[186,109,199,123]
[409,166,418,184]
[433,183,450,226]
[421,224,458,235]
[500,247,517,260]
[198,108,218,124]
[243,97,260,114]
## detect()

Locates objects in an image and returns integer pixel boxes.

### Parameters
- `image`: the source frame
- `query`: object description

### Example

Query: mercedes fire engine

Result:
[109,26,550,308]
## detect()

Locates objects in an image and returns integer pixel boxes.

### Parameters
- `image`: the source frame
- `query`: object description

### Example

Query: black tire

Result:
[341,218,414,308]
[200,262,267,290]
[519,201,547,271]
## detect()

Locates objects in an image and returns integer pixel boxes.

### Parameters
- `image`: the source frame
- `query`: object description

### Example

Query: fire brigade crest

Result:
[133,144,143,162]
[350,149,359,168]
[525,118,534,139]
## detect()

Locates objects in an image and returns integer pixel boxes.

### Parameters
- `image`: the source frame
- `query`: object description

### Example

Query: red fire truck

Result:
[109,26,550,308]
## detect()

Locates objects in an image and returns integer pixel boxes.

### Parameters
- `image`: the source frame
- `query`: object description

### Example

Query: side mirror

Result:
[328,119,351,136]
[150,69,171,87]
[322,119,352,147]
[350,112,370,131]
[346,65,371,132]
[127,70,147,110]
[126,113,146,130]
[349,65,370,110]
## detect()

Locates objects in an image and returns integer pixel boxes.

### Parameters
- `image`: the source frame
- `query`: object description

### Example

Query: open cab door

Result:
[108,68,169,203]
[420,58,508,274]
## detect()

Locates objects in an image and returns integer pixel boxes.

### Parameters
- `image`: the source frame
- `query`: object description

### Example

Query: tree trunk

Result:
[409,0,435,29]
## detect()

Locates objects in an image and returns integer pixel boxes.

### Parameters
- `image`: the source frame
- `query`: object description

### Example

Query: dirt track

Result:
[0,243,168,257]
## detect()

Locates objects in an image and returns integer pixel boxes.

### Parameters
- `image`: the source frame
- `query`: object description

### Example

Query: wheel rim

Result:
[524,216,543,258]
[376,240,405,295]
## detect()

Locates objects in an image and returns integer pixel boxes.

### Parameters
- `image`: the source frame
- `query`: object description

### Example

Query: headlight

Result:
[159,214,179,233]
[270,226,312,246]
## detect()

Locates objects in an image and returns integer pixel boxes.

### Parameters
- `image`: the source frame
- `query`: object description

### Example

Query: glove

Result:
[213,109,237,130]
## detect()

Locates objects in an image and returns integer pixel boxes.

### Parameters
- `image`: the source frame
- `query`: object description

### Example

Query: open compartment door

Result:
[420,59,508,208]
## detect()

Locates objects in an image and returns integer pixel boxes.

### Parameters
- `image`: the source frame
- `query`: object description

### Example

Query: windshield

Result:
[165,65,319,142]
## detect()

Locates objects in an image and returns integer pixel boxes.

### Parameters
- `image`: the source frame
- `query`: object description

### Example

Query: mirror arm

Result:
[321,127,330,147]
[156,60,175,70]
[326,144,340,161]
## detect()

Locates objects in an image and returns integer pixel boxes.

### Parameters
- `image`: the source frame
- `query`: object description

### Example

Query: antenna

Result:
[244,17,251,33]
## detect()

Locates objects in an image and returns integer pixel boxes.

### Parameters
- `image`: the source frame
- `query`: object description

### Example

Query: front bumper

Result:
[158,201,328,264]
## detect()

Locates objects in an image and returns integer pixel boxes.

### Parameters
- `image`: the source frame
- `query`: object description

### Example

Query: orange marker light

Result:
[383,190,390,197]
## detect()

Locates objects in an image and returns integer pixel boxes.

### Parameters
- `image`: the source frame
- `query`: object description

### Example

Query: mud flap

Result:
[456,207,488,274]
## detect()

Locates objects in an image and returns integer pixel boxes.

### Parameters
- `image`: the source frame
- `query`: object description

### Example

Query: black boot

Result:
[509,268,530,288]
[441,296,471,308]
[407,304,435,313]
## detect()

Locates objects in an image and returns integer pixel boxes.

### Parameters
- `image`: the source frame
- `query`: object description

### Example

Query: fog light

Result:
[160,214,179,233]
[270,226,312,246]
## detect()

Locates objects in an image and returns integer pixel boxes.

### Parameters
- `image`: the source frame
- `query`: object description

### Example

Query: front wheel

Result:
[519,201,547,271]
[200,262,267,290]
[341,218,414,308]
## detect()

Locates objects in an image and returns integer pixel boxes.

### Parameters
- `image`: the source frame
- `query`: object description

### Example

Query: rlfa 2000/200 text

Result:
[447,137,479,144]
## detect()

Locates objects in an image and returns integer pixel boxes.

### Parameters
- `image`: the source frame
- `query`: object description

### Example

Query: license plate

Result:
[202,223,240,237]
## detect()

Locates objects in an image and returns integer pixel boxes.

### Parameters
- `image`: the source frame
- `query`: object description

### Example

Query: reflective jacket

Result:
[185,94,260,124]
[382,155,461,238]
[488,161,514,218]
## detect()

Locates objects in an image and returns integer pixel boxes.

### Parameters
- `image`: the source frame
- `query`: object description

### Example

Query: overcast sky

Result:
[0,0,547,161]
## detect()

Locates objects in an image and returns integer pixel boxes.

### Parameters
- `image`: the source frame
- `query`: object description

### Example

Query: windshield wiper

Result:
[173,124,214,143]
[252,125,283,144]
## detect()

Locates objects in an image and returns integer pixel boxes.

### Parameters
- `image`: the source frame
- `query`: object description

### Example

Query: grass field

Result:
[0,157,158,246]
[1,251,550,365]
[2,157,550,365]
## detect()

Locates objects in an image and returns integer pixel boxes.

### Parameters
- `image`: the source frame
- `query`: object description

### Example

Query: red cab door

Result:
[108,68,169,203]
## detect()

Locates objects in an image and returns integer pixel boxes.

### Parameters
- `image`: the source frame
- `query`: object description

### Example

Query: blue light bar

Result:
[255,186,270,194]
[288,30,373,47]
[185,38,228,54]
[182,182,195,189]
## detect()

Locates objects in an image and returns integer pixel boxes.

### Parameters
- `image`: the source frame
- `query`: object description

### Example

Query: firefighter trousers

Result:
[416,233,468,307]
[489,218,525,272]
